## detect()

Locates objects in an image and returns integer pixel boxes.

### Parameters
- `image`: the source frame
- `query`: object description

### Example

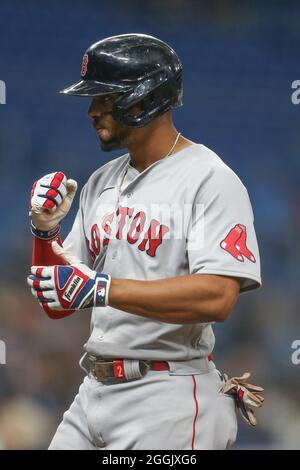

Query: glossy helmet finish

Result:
[60,33,183,127]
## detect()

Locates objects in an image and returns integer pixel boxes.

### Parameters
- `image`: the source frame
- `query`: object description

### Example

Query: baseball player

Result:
[27,34,263,450]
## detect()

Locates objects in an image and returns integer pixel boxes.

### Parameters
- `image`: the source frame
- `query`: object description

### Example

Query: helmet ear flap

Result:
[112,70,183,127]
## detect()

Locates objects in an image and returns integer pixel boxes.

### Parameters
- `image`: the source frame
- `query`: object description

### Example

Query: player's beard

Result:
[98,127,129,152]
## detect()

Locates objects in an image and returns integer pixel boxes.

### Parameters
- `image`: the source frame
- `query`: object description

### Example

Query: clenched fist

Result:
[30,172,77,231]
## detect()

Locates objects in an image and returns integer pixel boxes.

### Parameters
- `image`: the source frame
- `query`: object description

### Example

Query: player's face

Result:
[88,95,132,151]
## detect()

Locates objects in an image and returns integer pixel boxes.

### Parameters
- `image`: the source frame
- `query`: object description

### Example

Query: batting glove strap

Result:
[31,220,60,240]
[94,273,111,307]
[220,372,264,426]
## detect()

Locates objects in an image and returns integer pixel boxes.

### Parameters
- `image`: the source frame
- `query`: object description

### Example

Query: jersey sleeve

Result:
[63,184,92,267]
[187,165,261,293]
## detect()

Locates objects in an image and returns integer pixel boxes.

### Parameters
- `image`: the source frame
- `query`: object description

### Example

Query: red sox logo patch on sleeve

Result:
[220,224,256,263]
[81,54,89,77]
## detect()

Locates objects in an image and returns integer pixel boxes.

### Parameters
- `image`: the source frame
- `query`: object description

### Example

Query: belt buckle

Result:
[89,356,151,383]
[89,356,114,382]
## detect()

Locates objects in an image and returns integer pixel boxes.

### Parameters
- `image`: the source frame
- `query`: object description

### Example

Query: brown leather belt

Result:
[88,356,169,383]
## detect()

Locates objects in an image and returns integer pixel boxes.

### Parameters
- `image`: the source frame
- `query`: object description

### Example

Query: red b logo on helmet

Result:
[81,54,89,77]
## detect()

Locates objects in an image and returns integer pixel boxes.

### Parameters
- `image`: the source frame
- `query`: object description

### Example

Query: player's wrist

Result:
[30,220,60,240]
[94,273,111,307]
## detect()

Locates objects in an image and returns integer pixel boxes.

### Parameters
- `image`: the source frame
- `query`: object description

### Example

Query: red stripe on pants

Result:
[191,375,199,450]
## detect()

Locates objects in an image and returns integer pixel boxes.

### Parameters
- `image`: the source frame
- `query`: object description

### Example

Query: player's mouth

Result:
[96,127,111,140]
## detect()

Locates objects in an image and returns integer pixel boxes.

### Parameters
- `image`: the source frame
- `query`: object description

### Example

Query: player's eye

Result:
[104,93,120,103]
[103,96,114,104]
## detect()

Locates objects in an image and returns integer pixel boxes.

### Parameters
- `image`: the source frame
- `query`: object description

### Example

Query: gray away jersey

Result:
[64,143,261,361]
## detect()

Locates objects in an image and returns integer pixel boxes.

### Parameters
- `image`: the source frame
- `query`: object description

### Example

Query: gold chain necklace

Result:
[117,132,181,195]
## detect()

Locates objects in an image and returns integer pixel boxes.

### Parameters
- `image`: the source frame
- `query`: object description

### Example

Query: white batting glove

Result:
[30,172,77,233]
[221,372,264,426]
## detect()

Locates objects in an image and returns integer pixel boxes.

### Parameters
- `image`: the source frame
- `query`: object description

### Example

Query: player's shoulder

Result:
[188,143,247,191]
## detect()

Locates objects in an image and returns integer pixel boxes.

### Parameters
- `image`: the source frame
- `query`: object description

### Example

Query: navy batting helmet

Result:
[60,33,183,128]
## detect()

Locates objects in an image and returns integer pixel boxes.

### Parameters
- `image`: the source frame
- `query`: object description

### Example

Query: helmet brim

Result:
[59,79,130,96]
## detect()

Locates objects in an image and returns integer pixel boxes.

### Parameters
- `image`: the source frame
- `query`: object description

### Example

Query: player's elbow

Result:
[203,276,240,323]
[197,282,240,323]
[212,303,233,323]
[212,290,239,323]
[190,295,236,324]
[192,275,240,323]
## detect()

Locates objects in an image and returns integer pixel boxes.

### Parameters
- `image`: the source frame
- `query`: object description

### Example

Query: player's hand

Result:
[27,241,111,311]
[30,172,78,231]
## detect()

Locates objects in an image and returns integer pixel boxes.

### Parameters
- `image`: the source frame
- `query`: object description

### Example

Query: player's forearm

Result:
[31,229,63,266]
[108,274,240,324]
[30,172,78,266]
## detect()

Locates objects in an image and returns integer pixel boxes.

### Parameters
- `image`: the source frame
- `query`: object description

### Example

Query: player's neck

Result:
[127,121,193,173]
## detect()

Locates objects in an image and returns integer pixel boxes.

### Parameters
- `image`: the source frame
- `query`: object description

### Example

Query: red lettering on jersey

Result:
[86,208,169,261]
[116,206,134,240]
[138,220,169,257]
[91,223,101,256]
[220,224,256,263]
[85,236,96,263]
[102,213,114,247]
[81,54,89,77]
[127,211,146,244]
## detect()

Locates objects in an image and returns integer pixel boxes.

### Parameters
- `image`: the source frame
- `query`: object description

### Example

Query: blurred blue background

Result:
[0,0,300,449]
